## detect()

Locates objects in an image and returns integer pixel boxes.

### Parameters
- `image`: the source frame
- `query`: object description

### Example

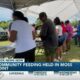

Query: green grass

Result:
[0,40,80,62]
[0,41,11,46]
[62,44,80,62]
[35,41,80,62]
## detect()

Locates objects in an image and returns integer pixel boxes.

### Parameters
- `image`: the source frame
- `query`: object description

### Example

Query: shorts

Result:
[63,32,68,41]
[58,36,65,47]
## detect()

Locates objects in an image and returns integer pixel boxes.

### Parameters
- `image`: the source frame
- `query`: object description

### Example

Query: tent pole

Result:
[10,0,16,11]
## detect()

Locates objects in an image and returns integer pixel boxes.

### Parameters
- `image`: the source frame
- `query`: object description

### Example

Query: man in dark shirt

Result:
[39,12,58,62]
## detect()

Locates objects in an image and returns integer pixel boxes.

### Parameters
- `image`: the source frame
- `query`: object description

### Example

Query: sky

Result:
[0,7,13,21]
[0,7,36,24]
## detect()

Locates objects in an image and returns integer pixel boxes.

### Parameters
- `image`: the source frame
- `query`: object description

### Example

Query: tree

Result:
[0,21,11,29]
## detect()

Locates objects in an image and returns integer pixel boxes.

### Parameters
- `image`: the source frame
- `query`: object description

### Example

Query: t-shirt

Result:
[66,24,73,40]
[61,24,67,33]
[56,25,63,36]
[40,19,58,48]
[11,20,36,53]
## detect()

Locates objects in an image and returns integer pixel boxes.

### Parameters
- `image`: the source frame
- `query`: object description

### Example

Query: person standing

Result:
[39,12,58,62]
[61,22,68,53]
[54,17,64,61]
[9,11,36,62]
[65,20,73,51]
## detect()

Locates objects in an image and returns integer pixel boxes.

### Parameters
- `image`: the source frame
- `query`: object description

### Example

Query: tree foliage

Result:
[0,21,11,29]
[71,20,78,28]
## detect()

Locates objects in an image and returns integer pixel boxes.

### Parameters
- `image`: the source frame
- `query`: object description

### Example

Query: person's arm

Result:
[9,22,18,42]
[9,30,17,42]
[32,31,36,40]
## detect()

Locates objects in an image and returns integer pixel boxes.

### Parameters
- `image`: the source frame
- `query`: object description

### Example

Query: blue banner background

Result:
[0,62,79,71]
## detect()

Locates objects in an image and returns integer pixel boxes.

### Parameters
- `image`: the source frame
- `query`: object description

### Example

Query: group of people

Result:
[54,17,73,61]
[8,11,78,62]
[39,12,73,62]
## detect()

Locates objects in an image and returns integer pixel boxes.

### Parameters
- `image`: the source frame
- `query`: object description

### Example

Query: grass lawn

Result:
[62,43,80,62]
[0,40,80,62]
[35,41,80,62]
[0,41,11,46]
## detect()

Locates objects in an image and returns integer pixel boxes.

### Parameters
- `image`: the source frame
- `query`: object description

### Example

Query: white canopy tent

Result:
[73,0,80,12]
[0,0,80,22]
[20,0,80,21]
[0,0,54,10]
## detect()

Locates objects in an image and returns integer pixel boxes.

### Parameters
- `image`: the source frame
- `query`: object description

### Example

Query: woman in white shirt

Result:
[54,17,65,61]
[9,11,36,62]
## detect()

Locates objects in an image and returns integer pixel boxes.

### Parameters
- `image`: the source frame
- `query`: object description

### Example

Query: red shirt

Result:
[61,24,67,33]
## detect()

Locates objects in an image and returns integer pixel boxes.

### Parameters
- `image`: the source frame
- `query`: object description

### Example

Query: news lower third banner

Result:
[0,62,79,71]
[0,58,79,71]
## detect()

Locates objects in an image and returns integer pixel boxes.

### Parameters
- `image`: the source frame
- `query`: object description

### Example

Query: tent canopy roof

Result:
[0,0,54,10]
[20,0,80,21]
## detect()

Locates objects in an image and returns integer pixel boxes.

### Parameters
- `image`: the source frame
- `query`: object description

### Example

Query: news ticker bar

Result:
[0,71,80,80]
[0,62,79,71]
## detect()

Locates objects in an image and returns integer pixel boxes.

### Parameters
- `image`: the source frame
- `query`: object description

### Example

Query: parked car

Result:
[0,27,8,41]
